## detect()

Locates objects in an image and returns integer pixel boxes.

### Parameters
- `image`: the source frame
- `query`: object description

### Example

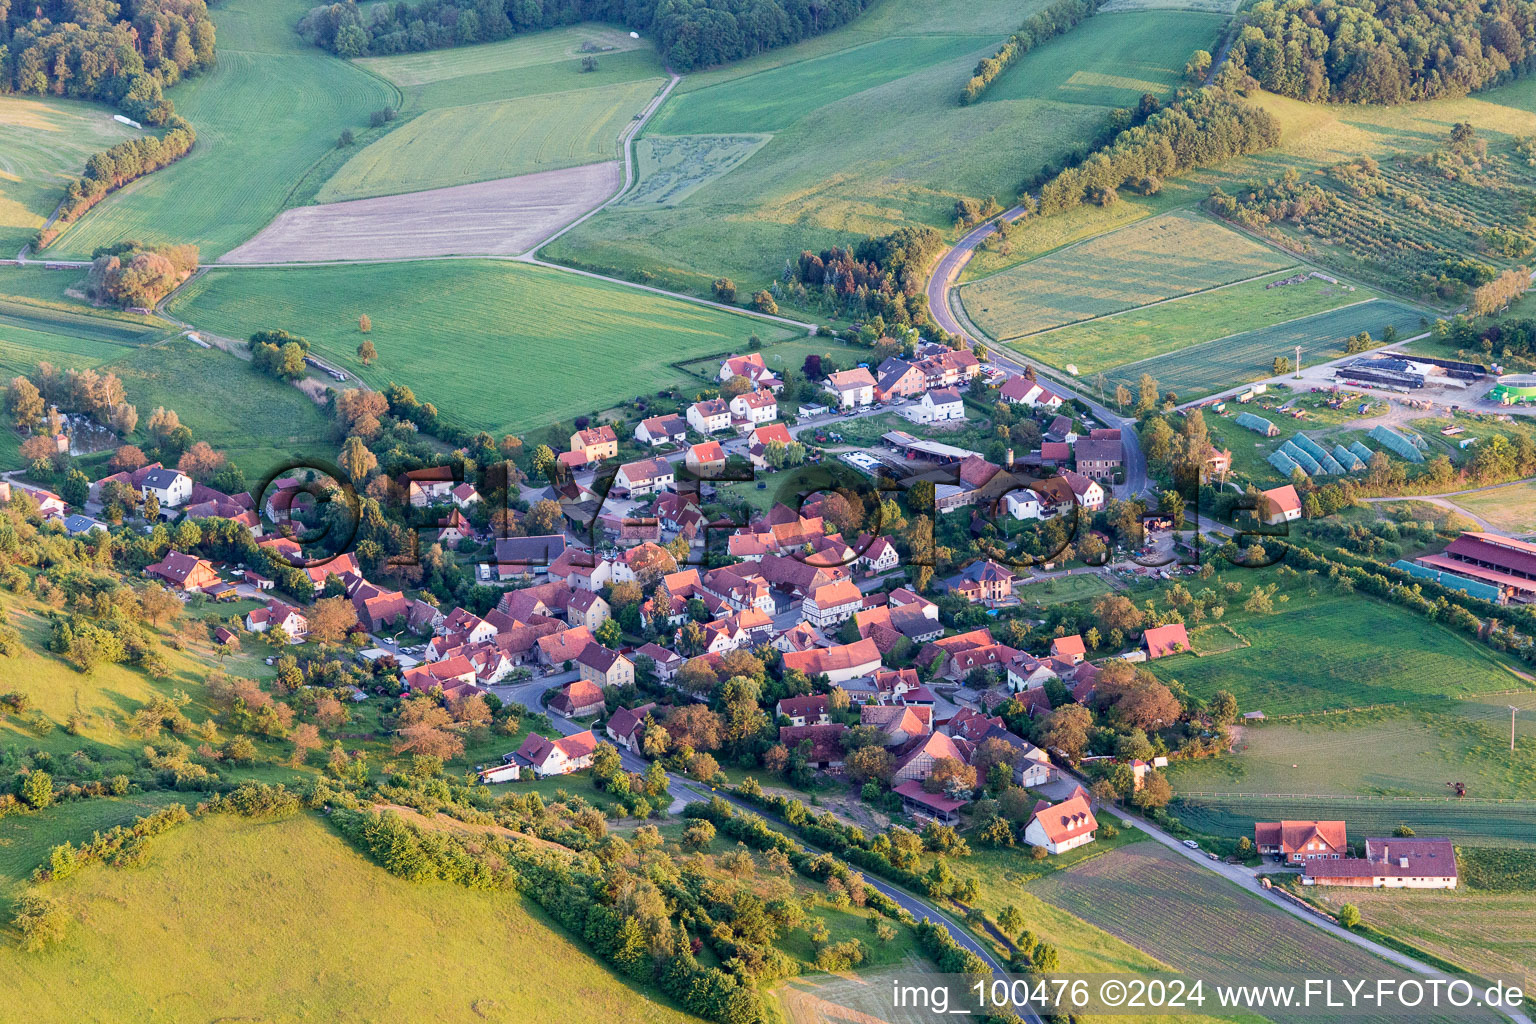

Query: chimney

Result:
[1006,448,1015,469]
[1381,843,1387,861]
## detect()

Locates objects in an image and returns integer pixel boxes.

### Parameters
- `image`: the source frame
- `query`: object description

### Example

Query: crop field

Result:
[0,813,706,1024]
[167,261,797,435]
[1146,584,1527,715]
[1167,701,1536,800]
[1029,843,1482,1024]
[616,135,770,209]
[1101,299,1427,398]
[0,321,140,379]
[1448,480,1536,535]
[318,78,660,202]
[1318,884,1536,989]
[1012,273,1369,375]
[978,10,1222,108]
[47,0,394,259]
[963,210,1295,342]
[223,162,619,263]
[0,95,140,257]
[547,3,1206,302]
[1171,794,1536,850]
[103,338,332,474]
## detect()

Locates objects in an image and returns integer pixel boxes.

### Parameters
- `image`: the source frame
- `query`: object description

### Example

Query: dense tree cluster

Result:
[0,0,216,119]
[39,124,196,248]
[779,226,942,327]
[1228,0,1536,104]
[83,240,199,309]
[1036,88,1279,215]
[961,0,1099,104]
[297,0,873,70]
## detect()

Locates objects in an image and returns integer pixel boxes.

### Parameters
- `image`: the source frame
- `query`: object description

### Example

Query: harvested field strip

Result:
[1030,844,1483,1023]
[317,78,662,202]
[961,209,1295,340]
[222,162,620,263]
[167,260,798,435]
[1009,270,1367,375]
[1101,299,1428,398]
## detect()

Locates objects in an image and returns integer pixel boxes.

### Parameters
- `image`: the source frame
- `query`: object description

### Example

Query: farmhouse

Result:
[491,535,568,579]
[1255,820,1348,863]
[777,723,847,769]
[1259,484,1303,526]
[549,678,607,718]
[902,388,964,424]
[1059,469,1104,512]
[245,599,307,638]
[1023,786,1097,854]
[146,550,220,591]
[801,579,862,628]
[1000,376,1064,409]
[780,637,881,684]
[453,482,481,509]
[636,413,689,447]
[776,694,831,726]
[687,399,732,434]
[514,730,598,777]
[569,426,619,464]
[856,534,900,574]
[892,730,968,783]
[1303,838,1458,889]
[1142,623,1190,659]
[140,467,192,508]
[1050,635,1086,664]
[826,368,876,409]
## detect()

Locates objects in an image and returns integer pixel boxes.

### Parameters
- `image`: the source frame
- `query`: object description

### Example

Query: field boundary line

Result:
[1175,791,1536,805]
[993,264,1310,343]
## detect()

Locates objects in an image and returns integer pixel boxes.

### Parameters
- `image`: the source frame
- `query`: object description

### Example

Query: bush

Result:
[12,891,68,951]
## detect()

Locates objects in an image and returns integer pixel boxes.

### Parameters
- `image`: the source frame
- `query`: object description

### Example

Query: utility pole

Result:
[1294,344,1302,378]
[1512,706,1520,752]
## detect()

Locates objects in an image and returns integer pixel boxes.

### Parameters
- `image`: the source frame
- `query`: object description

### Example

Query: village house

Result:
[538,626,595,668]
[1059,469,1105,511]
[862,703,932,746]
[262,476,307,521]
[1304,838,1459,889]
[720,353,782,392]
[634,642,683,680]
[403,467,456,506]
[577,643,634,689]
[614,457,674,498]
[1260,484,1303,526]
[1073,436,1122,482]
[635,413,689,447]
[685,440,727,476]
[514,730,598,777]
[1024,786,1097,854]
[490,535,568,581]
[802,579,863,628]
[437,507,473,546]
[776,694,831,726]
[777,723,847,769]
[146,550,220,591]
[949,559,1015,605]
[1006,651,1060,692]
[902,388,965,424]
[566,590,610,632]
[729,389,777,428]
[687,399,732,435]
[780,637,882,684]
[747,422,794,469]
[140,467,192,508]
[915,347,981,388]
[1005,488,1043,521]
[1255,820,1349,863]
[874,357,926,402]
[1142,622,1190,659]
[570,426,619,465]
[244,599,307,638]
[549,678,607,718]
[999,376,1064,410]
[403,657,481,699]
[856,535,899,575]
[89,461,163,504]
[826,367,876,409]
[1050,635,1086,664]
[452,482,481,509]
[1200,445,1234,483]
[605,702,658,752]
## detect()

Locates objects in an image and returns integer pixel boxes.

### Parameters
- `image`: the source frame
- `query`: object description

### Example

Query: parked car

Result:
[1182,840,1200,850]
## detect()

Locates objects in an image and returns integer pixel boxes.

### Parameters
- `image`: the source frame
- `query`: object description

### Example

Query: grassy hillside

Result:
[321,25,667,201]
[45,0,394,259]
[166,260,799,435]
[546,4,1223,301]
[0,813,707,1024]
[0,96,140,258]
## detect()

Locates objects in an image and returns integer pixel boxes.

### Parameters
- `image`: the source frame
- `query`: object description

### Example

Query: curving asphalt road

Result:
[924,214,1150,500]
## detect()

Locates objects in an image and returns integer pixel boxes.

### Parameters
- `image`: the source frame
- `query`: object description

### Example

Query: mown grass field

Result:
[1101,298,1427,398]
[964,210,1295,342]
[1449,480,1536,534]
[547,2,1211,303]
[1146,584,1527,715]
[0,321,142,379]
[0,95,141,257]
[1171,795,1536,850]
[47,0,394,259]
[0,266,164,330]
[1029,843,1482,1023]
[1016,572,1116,606]
[1167,698,1536,800]
[0,813,707,1024]
[1012,273,1370,375]
[166,261,798,435]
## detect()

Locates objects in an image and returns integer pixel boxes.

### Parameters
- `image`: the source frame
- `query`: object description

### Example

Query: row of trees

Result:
[1228,0,1536,105]
[960,0,1100,104]
[297,0,874,70]
[39,124,196,249]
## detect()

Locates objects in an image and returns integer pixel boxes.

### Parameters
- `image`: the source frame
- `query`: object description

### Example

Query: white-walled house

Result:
[140,468,193,508]
[902,388,965,424]
[826,368,876,409]
[1023,787,1097,854]
[687,399,732,434]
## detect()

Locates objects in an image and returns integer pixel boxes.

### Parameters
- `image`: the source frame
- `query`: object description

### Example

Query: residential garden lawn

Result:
[101,338,332,479]
[1166,701,1536,800]
[0,812,708,1024]
[166,260,798,436]
[1170,795,1536,850]
[1015,572,1115,607]
[962,209,1295,342]
[1012,272,1373,375]
[1145,575,1530,715]
[1102,298,1428,399]
[1028,843,1482,1023]
[1443,479,1536,534]
[1309,883,1536,991]
[675,336,870,383]
[0,96,140,257]
[546,3,1209,304]
[830,411,997,450]
[45,0,395,259]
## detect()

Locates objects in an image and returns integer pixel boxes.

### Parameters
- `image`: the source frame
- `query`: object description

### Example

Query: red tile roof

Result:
[1029,786,1097,844]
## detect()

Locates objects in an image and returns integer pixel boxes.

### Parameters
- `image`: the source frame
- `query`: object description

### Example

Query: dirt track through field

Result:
[221,161,620,263]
